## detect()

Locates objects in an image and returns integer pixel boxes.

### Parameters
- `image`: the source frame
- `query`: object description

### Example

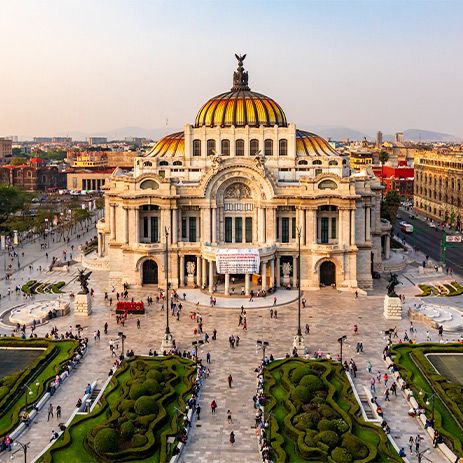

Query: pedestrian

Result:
[229,431,235,445]
[196,405,201,420]
[48,403,54,421]
[56,405,62,419]
[206,352,211,363]
[270,308,273,319]
[273,296,277,306]
[274,309,278,319]
[211,400,217,414]
[137,319,141,329]
[228,374,233,388]
[305,324,310,335]
[415,434,421,453]
[355,290,358,298]
[353,324,358,335]
[367,361,372,373]
[408,436,414,454]
[384,388,390,401]
[227,409,233,424]
[104,322,108,335]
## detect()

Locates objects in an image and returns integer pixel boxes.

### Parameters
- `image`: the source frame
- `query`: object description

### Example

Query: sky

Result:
[1,0,463,139]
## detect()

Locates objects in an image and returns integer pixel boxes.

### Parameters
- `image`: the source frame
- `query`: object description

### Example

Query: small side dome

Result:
[296,130,339,157]
[146,132,184,158]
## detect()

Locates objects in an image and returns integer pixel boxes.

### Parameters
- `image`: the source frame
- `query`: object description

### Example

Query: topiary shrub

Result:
[331,447,353,463]
[341,433,368,459]
[119,399,135,413]
[314,430,339,449]
[131,433,148,447]
[317,419,337,432]
[130,383,148,400]
[333,418,349,434]
[120,420,135,440]
[290,367,311,384]
[300,375,324,392]
[93,427,118,454]
[146,369,164,382]
[292,385,312,404]
[142,379,160,395]
[134,396,158,416]
[319,404,338,420]
[136,413,157,430]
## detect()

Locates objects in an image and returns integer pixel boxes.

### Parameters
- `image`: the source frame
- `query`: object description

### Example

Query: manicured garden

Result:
[417,281,463,297]
[21,279,66,294]
[0,338,80,437]
[390,343,463,455]
[263,358,400,462]
[40,356,195,463]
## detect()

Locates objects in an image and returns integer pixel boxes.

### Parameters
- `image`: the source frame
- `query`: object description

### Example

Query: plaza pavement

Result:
[0,229,457,462]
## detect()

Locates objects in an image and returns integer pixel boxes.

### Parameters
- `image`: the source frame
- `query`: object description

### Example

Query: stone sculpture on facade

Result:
[384,273,403,320]
[282,262,292,287]
[186,261,196,287]
[75,269,92,316]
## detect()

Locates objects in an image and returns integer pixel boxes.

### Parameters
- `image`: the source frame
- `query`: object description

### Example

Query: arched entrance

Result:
[320,261,336,286]
[142,260,158,285]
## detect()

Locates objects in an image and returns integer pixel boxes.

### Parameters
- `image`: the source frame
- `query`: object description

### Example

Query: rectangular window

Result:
[143,217,148,238]
[282,217,289,243]
[150,217,158,243]
[292,217,296,239]
[225,217,233,243]
[189,217,197,242]
[331,217,337,239]
[321,217,329,243]
[235,217,242,243]
[181,217,187,239]
[245,217,252,243]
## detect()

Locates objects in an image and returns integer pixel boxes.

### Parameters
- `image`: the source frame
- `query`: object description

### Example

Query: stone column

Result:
[245,273,251,296]
[197,256,202,287]
[134,208,139,245]
[350,209,356,246]
[202,257,207,288]
[261,261,267,291]
[276,256,281,287]
[299,208,306,245]
[293,256,298,288]
[110,204,116,240]
[202,208,211,243]
[385,235,391,259]
[306,208,314,246]
[172,208,178,243]
[224,273,230,295]
[270,258,275,288]
[97,233,102,256]
[123,207,129,244]
[365,206,371,242]
[208,260,214,293]
[179,255,185,287]
[160,209,168,244]
[338,209,343,248]
[258,207,266,243]
[211,207,217,243]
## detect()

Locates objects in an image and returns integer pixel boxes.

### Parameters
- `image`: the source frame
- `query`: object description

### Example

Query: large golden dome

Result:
[194,54,287,128]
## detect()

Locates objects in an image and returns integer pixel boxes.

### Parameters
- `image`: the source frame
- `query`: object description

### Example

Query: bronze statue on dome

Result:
[232,53,249,90]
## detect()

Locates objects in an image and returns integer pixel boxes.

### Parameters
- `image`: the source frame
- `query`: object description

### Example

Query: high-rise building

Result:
[0,138,13,165]
[376,131,383,148]
[33,137,53,143]
[87,137,108,145]
[395,132,404,143]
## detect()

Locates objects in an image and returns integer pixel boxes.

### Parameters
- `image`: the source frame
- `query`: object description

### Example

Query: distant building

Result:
[72,152,108,168]
[66,168,115,191]
[349,151,373,171]
[66,150,137,169]
[0,138,13,165]
[395,132,404,143]
[376,131,383,148]
[52,136,72,143]
[414,151,463,228]
[372,162,414,197]
[87,137,108,145]
[125,137,149,145]
[33,137,53,143]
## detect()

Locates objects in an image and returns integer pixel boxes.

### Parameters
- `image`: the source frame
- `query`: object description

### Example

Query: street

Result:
[395,209,463,275]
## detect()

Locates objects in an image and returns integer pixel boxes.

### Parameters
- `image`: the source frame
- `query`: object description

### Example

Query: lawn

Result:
[263,358,400,462]
[390,343,463,455]
[0,338,80,437]
[40,356,195,463]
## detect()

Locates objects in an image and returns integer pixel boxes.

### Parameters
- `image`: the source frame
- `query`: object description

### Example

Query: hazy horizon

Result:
[1,0,463,138]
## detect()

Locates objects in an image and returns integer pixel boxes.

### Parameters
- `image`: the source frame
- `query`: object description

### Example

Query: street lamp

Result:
[256,340,269,362]
[419,391,438,423]
[292,227,305,354]
[23,385,33,412]
[191,340,204,365]
[161,226,175,352]
[416,448,432,463]
[118,331,126,358]
[337,335,347,365]
[11,440,30,463]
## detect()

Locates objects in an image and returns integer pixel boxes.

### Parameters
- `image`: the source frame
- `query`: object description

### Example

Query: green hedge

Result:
[263,359,399,462]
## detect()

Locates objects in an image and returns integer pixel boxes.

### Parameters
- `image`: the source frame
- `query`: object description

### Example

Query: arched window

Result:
[221,139,230,156]
[318,180,338,190]
[342,159,347,165]
[279,139,287,156]
[235,139,244,156]
[159,160,169,166]
[140,179,159,190]
[250,139,259,156]
[173,161,182,166]
[192,139,201,156]
[264,139,273,156]
[328,160,338,166]
[298,160,308,165]
[313,160,322,165]
[207,139,216,156]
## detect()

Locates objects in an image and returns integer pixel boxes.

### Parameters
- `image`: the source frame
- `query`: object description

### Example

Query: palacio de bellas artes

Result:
[97,56,391,293]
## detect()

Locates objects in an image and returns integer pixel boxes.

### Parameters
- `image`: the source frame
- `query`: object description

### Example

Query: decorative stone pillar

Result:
[276,256,281,287]
[172,208,178,243]
[97,233,102,256]
[338,209,344,248]
[270,258,275,288]
[261,261,267,291]
[258,207,266,243]
[179,255,185,287]
[211,207,217,243]
[245,273,251,296]
[160,209,168,244]
[197,256,202,287]
[306,208,314,246]
[293,256,298,288]
[208,260,214,293]
[123,207,129,244]
[365,206,371,242]
[350,209,356,246]
[110,204,116,240]
[202,257,207,288]
[299,208,306,245]
[224,273,230,296]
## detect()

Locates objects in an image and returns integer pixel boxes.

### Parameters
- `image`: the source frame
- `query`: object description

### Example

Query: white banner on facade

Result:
[216,249,260,274]
[446,235,462,243]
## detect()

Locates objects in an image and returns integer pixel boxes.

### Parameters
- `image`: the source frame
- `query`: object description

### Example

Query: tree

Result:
[381,190,401,227]
[0,186,27,224]
[379,150,389,199]
[10,157,28,166]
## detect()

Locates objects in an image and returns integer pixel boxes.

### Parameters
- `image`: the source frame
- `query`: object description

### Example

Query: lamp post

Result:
[11,440,30,463]
[337,335,347,365]
[118,332,126,358]
[256,340,269,362]
[191,340,204,365]
[292,227,305,354]
[23,385,33,412]
[419,391,438,423]
[161,226,175,352]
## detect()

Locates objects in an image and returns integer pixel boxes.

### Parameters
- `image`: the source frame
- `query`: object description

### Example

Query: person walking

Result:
[206,352,211,364]
[137,319,141,329]
[196,404,201,420]
[367,361,372,373]
[56,405,62,419]
[228,374,233,388]
[211,400,217,414]
[47,403,54,421]
[408,436,414,454]
[229,431,235,445]
[227,409,233,424]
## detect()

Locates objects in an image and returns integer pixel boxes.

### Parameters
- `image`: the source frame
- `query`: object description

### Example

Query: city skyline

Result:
[1,0,463,138]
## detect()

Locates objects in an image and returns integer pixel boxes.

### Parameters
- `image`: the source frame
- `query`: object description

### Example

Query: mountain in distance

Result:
[300,125,371,141]
[401,129,460,143]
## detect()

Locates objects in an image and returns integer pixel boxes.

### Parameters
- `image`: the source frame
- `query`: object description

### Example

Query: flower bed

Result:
[116,301,145,314]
